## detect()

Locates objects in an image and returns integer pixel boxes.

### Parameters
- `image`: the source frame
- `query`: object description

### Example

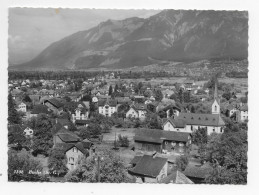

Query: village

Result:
[7,70,248,184]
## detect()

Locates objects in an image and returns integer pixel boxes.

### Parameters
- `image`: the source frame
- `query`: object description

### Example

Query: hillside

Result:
[11,10,248,71]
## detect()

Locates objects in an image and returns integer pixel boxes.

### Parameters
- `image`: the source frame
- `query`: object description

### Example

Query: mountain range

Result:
[10,10,248,71]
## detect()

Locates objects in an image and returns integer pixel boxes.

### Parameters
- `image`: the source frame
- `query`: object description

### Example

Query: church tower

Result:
[212,79,220,114]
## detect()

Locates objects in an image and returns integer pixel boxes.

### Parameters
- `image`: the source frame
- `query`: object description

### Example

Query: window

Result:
[165,141,168,145]
[215,105,217,112]
[213,128,215,132]
[168,123,170,128]
[73,147,78,153]
[191,125,193,131]
[177,129,179,131]
[69,157,74,162]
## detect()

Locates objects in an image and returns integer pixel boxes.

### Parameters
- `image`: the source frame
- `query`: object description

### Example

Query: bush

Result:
[175,155,189,171]
[117,134,130,147]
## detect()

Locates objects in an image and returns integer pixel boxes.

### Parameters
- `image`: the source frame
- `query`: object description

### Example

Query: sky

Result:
[8,8,160,64]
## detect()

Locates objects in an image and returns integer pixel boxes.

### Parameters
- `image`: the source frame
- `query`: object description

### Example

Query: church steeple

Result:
[212,78,220,114]
[214,78,218,101]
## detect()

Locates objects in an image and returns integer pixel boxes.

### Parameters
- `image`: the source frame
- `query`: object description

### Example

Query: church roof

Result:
[177,113,225,127]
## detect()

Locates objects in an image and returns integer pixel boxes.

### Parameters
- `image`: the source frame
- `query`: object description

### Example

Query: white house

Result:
[17,102,27,113]
[126,104,147,120]
[98,99,117,117]
[71,104,89,123]
[240,104,248,122]
[66,145,85,171]
[23,127,33,137]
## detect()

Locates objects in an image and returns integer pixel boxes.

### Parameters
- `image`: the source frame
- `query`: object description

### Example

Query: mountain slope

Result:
[12,10,248,70]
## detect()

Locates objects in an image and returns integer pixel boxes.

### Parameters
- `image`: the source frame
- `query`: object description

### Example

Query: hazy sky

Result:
[9,8,160,64]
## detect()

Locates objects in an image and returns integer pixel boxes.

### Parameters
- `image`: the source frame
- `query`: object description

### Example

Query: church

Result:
[163,81,225,135]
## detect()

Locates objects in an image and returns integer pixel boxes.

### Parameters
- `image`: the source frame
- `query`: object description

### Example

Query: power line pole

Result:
[97,155,100,182]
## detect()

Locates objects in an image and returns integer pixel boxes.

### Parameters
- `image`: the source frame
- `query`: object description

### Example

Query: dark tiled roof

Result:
[75,120,90,125]
[130,155,143,165]
[31,104,50,114]
[159,170,193,184]
[54,142,89,155]
[163,118,186,128]
[177,113,225,126]
[240,104,248,111]
[134,129,191,144]
[132,103,147,111]
[130,155,167,178]
[183,163,213,179]
[98,99,117,107]
[134,129,163,144]
[45,98,63,108]
[55,128,80,143]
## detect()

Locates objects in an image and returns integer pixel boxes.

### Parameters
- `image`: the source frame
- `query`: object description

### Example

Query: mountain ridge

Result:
[11,10,248,71]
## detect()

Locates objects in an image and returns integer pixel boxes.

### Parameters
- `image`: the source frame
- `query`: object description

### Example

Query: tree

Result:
[81,94,92,102]
[8,93,22,125]
[144,112,162,129]
[31,114,54,156]
[8,149,48,181]
[204,130,247,184]
[48,148,68,177]
[23,94,32,103]
[176,155,189,171]
[117,134,129,147]
[190,105,196,113]
[65,149,133,183]
[154,89,163,102]
[108,85,113,96]
[114,84,119,93]
[80,123,102,139]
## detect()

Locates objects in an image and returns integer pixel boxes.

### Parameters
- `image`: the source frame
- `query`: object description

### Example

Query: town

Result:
[8,69,248,184]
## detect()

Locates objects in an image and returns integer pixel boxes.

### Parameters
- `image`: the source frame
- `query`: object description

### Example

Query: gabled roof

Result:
[240,104,248,111]
[129,155,143,165]
[132,103,147,111]
[55,128,80,143]
[177,113,225,127]
[159,170,194,184]
[98,99,117,107]
[163,118,186,128]
[129,155,167,178]
[45,98,63,108]
[31,104,50,114]
[134,128,191,143]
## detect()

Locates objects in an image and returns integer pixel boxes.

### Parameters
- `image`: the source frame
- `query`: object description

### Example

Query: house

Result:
[128,154,168,183]
[30,104,50,118]
[98,99,117,117]
[134,128,192,154]
[71,103,89,123]
[92,96,98,103]
[226,104,238,117]
[159,170,193,184]
[17,102,27,112]
[165,113,225,135]
[126,104,147,120]
[23,127,33,137]
[240,104,248,122]
[183,163,213,184]
[53,140,93,171]
[43,98,64,115]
